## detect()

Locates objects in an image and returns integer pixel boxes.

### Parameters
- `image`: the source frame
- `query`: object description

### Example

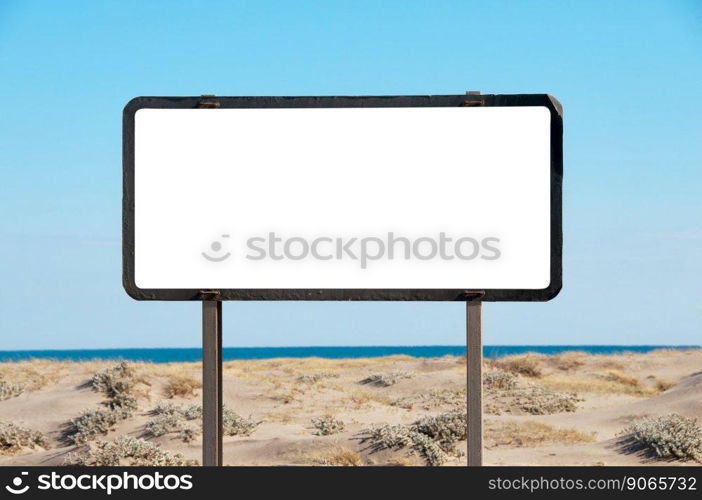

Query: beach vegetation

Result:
[311,414,345,436]
[486,420,596,447]
[0,380,24,401]
[302,446,364,466]
[163,373,202,398]
[64,436,196,466]
[483,371,518,391]
[625,414,702,461]
[0,421,49,454]
[360,370,413,387]
[359,410,466,466]
[490,354,543,378]
[144,402,258,440]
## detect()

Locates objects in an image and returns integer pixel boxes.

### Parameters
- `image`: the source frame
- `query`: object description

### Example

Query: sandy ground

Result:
[0,349,700,466]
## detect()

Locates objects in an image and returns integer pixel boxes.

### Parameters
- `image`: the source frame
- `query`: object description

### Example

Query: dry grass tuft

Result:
[346,389,392,408]
[163,373,202,399]
[549,351,587,371]
[540,370,655,397]
[0,360,65,397]
[302,447,364,466]
[486,420,596,447]
[654,378,676,393]
[490,355,544,378]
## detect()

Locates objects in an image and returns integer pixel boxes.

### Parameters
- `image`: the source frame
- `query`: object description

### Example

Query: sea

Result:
[0,345,698,363]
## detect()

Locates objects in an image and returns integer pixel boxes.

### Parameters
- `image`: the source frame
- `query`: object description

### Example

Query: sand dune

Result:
[0,349,700,466]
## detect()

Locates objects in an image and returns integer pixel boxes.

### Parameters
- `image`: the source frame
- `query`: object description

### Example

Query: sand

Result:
[0,349,700,466]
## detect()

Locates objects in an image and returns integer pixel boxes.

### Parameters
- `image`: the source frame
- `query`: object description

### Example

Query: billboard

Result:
[123,94,562,301]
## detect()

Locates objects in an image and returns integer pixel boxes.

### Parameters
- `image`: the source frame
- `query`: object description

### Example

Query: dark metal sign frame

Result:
[123,94,562,302]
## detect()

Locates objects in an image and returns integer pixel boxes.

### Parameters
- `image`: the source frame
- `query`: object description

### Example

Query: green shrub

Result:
[67,407,125,444]
[91,362,135,399]
[311,415,345,436]
[223,408,260,436]
[151,400,180,416]
[145,402,201,441]
[484,371,518,391]
[182,405,202,420]
[0,380,24,401]
[0,421,49,454]
[145,402,256,440]
[626,414,702,461]
[360,410,467,466]
[516,387,580,415]
[64,436,196,466]
[145,413,183,438]
[412,410,466,451]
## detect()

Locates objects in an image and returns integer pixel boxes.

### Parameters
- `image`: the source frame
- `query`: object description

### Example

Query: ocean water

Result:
[0,345,697,363]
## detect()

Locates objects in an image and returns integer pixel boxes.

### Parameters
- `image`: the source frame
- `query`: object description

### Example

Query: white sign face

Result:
[129,103,557,298]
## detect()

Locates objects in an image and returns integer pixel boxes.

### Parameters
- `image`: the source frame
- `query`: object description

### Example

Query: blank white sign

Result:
[134,107,551,290]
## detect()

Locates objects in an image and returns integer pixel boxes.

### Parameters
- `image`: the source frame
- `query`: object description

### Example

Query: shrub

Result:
[91,362,135,398]
[67,407,125,444]
[407,432,447,466]
[484,371,518,391]
[151,400,181,416]
[0,380,24,401]
[163,373,202,398]
[626,414,702,461]
[145,403,257,440]
[362,424,414,451]
[411,410,466,451]
[311,415,345,436]
[145,413,183,438]
[297,372,339,383]
[0,421,49,454]
[360,371,413,387]
[360,410,467,466]
[64,436,196,466]
[182,404,202,420]
[67,363,139,444]
[145,403,202,441]
[178,425,199,443]
[516,387,580,415]
[223,408,260,436]
[108,393,138,413]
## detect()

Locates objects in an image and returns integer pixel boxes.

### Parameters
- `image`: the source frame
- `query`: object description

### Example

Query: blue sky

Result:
[0,0,700,349]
